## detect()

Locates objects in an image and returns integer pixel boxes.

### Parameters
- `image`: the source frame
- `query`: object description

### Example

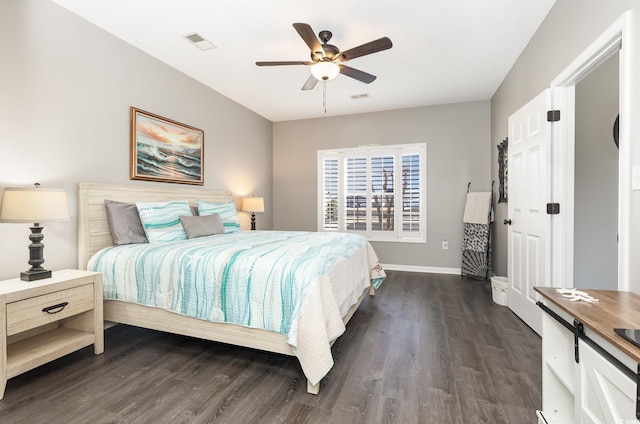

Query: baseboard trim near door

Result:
[381,264,462,275]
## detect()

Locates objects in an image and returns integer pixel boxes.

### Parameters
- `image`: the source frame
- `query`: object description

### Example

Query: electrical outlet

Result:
[442,239,448,250]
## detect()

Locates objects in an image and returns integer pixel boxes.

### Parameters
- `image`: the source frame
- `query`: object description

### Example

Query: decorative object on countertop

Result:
[242,196,265,231]
[556,287,599,303]
[0,183,70,281]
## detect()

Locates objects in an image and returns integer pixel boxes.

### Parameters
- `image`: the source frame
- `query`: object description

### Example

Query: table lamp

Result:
[242,196,264,231]
[0,183,70,281]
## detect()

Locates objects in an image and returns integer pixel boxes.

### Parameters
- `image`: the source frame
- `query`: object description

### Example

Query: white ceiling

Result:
[51,0,555,122]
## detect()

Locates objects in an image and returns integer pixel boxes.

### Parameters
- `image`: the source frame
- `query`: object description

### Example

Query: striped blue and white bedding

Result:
[88,230,385,385]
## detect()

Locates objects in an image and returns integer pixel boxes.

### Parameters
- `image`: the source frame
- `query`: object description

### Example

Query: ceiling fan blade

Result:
[301,75,319,91]
[336,37,393,62]
[339,65,377,84]
[293,23,324,57]
[256,61,313,66]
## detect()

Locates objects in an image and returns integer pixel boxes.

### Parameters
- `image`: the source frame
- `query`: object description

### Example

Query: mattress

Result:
[88,230,385,384]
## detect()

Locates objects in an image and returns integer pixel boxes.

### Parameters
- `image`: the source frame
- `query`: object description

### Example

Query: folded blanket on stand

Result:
[462,191,492,280]
[463,192,492,224]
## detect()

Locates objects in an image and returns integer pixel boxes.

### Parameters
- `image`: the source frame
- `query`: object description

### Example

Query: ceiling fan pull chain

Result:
[323,80,327,114]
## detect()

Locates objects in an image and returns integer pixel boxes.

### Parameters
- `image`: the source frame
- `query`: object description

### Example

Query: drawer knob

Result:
[42,302,69,314]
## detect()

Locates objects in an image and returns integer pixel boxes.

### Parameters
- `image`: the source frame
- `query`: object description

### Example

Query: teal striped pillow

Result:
[136,200,193,242]
[197,200,240,233]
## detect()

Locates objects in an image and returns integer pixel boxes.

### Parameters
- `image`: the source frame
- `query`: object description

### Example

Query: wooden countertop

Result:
[535,286,640,363]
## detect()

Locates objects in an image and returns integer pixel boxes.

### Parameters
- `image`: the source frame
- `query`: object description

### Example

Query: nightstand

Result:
[0,269,103,400]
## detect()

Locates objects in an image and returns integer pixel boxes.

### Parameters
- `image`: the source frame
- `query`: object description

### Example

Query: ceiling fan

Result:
[256,23,393,91]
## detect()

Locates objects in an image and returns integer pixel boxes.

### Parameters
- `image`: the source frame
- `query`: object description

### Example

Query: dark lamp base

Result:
[22,223,52,281]
[20,269,52,282]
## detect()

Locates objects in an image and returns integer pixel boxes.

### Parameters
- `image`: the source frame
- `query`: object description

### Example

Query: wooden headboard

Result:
[77,182,233,269]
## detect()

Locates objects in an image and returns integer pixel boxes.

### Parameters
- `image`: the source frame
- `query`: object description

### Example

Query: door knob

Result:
[504,219,512,225]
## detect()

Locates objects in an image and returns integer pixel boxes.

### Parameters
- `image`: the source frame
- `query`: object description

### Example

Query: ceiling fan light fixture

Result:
[311,61,340,81]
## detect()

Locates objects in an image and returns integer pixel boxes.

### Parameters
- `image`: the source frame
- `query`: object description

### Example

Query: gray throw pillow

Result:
[180,214,225,239]
[104,199,148,245]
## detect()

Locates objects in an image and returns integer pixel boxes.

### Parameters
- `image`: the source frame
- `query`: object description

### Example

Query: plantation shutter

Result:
[317,143,426,242]
[321,155,339,230]
[402,152,421,232]
[344,156,367,231]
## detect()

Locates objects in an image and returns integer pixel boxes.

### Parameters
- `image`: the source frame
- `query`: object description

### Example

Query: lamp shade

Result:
[311,61,340,81]
[0,187,70,223]
[242,196,264,213]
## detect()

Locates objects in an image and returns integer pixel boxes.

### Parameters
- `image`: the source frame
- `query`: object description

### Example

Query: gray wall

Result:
[0,0,273,281]
[273,100,491,271]
[8,0,637,286]
[491,0,640,293]
[574,53,619,290]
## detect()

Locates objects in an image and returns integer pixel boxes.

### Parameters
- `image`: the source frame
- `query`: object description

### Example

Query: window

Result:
[318,143,426,242]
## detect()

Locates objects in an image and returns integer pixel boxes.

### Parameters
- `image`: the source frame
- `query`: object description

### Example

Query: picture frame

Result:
[497,137,508,203]
[130,107,204,185]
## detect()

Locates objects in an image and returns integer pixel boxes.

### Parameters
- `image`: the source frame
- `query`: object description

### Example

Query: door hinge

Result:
[547,110,561,122]
[546,203,560,214]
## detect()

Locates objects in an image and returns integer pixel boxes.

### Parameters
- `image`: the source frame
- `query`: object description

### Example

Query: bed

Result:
[77,182,385,394]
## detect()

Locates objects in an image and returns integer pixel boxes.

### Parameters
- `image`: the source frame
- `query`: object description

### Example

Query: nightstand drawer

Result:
[6,284,95,336]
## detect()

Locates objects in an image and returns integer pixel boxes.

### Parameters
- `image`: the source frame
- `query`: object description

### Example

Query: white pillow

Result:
[136,200,192,242]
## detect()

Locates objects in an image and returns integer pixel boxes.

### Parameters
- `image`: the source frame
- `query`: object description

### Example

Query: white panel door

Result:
[507,89,552,336]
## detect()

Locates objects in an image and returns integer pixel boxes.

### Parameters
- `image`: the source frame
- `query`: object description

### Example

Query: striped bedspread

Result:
[88,230,385,385]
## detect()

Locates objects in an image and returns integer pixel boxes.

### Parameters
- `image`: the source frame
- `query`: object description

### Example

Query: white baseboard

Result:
[381,264,462,275]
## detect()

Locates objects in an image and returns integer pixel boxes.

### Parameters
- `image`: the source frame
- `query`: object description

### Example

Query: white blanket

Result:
[88,230,385,385]
[463,192,492,224]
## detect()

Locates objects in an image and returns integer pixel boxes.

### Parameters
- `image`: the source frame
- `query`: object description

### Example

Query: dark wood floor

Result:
[0,271,541,424]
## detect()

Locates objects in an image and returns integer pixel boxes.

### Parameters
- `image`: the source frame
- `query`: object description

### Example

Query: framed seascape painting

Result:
[130,107,204,185]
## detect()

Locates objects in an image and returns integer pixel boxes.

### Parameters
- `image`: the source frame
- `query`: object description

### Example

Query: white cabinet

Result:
[539,307,577,422]
[578,339,636,423]
[536,410,574,424]
[536,296,638,423]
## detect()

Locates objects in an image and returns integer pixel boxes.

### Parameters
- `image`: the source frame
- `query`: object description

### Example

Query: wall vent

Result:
[183,33,217,51]
[350,93,370,100]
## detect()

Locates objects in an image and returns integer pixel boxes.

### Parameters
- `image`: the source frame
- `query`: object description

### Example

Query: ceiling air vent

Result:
[350,93,370,100]
[183,33,217,51]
